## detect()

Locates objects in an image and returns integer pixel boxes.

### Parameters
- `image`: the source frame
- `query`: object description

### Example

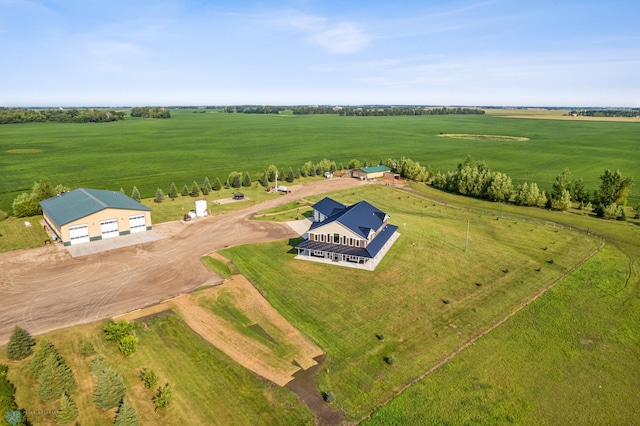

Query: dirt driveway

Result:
[0,178,365,344]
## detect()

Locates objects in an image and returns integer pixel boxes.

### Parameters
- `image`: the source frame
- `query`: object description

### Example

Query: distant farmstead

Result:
[40,188,152,246]
[351,165,391,180]
[295,197,400,270]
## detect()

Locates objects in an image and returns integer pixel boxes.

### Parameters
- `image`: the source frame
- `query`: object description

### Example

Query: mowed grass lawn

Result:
[1,314,313,426]
[220,185,601,420]
[363,183,640,425]
[1,110,638,213]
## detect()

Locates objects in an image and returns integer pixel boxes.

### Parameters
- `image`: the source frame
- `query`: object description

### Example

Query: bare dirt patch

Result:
[167,275,323,386]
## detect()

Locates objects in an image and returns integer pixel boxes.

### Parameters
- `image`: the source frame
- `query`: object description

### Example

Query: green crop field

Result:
[1,110,638,213]
[220,184,603,421]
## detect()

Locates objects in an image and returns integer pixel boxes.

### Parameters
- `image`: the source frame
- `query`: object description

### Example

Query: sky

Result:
[1,0,639,107]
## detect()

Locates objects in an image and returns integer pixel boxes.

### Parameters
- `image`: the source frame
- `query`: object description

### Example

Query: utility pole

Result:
[465,219,470,252]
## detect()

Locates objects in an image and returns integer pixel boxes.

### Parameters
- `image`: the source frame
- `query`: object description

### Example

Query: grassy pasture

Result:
[1,110,638,213]
[220,184,601,420]
[1,314,314,425]
[363,183,640,424]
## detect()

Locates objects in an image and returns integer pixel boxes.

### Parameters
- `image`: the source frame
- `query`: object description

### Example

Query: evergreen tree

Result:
[242,172,252,187]
[115,400,139,426]
[363,159,369,167]
[29,340,56,378]
[6,325,35,360]
[36,351,74,402]
[315,163,323,175]
[232,174,241,188]
[93,365,126,410]
[309,165,316,177]
[191,181,200,197]
[56,394,78,426]
[154,188,164,203]
[181,184,189,196]
[260,173,269,187]
[339,162,345,170]
[131,187,141,202]
[329,161,337,172]
[168,182,178,199]
[286,167,294,183]
[294,168,301,179]
[202,177,212,194]
[212,178,222,191]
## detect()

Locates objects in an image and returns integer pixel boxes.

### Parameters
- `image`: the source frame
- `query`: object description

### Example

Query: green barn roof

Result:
[360,165,391,173]
[40,188,150,226]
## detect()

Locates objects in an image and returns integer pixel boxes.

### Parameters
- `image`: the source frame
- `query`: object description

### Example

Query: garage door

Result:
[68,224,89,245]
[129,214,147,233]
[100,219,119,239]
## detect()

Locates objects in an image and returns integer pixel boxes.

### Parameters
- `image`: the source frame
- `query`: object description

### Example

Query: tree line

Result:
[0,108,125,124]
[221,105,485,116]
[432,156,634,219]
[569,109,640,118]
[130,106,171,119]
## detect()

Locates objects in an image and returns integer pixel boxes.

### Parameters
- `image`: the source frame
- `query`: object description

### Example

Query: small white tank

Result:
[195,199,208,217]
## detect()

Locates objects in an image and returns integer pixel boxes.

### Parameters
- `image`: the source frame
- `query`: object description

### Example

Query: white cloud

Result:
[278,11,370,54]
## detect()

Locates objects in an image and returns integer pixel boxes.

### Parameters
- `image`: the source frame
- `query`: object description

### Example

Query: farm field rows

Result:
[1,110,638,213]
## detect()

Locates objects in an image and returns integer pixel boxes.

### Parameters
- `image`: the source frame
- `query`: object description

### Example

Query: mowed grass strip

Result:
[1,314,314,426]
[365,245,640,425]
[220,185,601,419]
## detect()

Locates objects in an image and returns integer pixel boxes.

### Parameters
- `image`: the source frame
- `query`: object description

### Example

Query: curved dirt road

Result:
[0,178,365,344]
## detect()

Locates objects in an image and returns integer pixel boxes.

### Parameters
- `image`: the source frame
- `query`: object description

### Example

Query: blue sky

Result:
[2,0,639,107]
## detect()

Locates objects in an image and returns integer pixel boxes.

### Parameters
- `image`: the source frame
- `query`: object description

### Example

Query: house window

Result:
[334,233,340,243]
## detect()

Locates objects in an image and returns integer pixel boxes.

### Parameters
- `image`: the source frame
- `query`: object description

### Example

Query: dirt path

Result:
[168,275,323,386]
[0,178,365,344]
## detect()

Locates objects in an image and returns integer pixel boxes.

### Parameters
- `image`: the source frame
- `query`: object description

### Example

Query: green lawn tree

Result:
[168,182,178,199]
[242,172,252,187]
[190,181,200,197]
[56,394,78,425]
[139,368,159,389]
[0,365,20,423]
[598,169,634,206]
[212,178,222,191]
[115,400,139,426]
[35,349,74,402]
[6,325,35,360]
[153,383,173,411]
[154,188,165,203]
[93,365,126,410]
[266,164,278,182]
[104,320,138,356]
[131,187,141,202]
[202,177,212,195]
[232,173,241,189]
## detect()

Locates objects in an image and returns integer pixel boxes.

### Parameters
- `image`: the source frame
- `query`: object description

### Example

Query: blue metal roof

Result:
[40,188,150,226]
[309,199,388,238]
[312,197,346,218]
